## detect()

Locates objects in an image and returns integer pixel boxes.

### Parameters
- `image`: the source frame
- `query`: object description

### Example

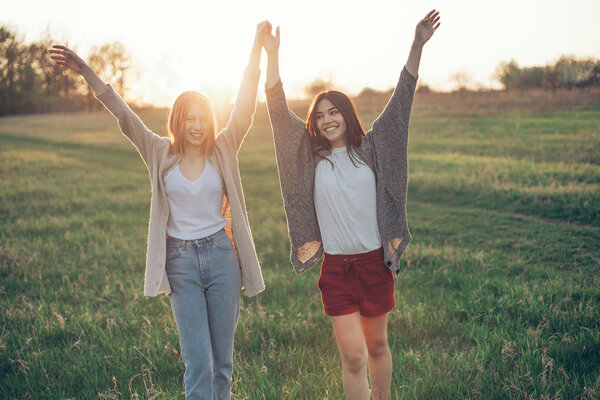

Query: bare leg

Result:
[361,313,392,400]
[330,311,370,400]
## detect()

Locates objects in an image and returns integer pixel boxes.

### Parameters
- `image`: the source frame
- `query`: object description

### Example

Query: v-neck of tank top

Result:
[175,160,210,184]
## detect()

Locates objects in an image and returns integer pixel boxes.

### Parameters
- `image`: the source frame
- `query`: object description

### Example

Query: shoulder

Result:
[158,136,172,151]
[153,137,174,160]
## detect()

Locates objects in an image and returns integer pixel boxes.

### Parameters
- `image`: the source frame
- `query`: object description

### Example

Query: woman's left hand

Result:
[415,9,441,45]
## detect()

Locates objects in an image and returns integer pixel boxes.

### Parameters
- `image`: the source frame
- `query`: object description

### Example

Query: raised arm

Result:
[265,26,281,91]
[218,21,270,152]
[364,10,440,199]
[264,26,307,141]
[370,10,440,135]
[48,45,163,167]
[263,27,314,206]
[405,9,440,78]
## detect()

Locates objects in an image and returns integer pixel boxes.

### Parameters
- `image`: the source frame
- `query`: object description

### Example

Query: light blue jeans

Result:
[166,229,242,400]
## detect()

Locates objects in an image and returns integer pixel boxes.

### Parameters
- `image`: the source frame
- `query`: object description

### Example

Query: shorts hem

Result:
[360,302,395,318]
[323,302,395,318]
[323,307,360,317]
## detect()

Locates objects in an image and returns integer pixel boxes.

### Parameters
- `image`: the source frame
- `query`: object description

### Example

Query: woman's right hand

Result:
[48,45,89,75]
[263,26,280,56]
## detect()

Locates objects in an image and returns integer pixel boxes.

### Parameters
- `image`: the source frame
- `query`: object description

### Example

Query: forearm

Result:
[80,65,108,96]
[405,38,424,78]
[266,50,280,89]
[247,36,262,73]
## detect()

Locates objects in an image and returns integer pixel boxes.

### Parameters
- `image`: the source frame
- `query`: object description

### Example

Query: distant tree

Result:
[574,64,600,88]
[495,56,600,90]
[88,42,136,97]
[304,76,334,99]
[33,30,82,97]
[415,83,432,94]
[355,87,379,102]
[449,70,473,91]
[495,60,520,90]
[520,66,545,88]
[0,26,25,114]
[554,56,598,88]
[0,25,142,115]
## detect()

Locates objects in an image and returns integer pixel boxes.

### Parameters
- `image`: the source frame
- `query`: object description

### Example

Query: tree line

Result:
[0,25,135,116]
[495,56,600,90]
[2,23,599,116]
[303,55,600,110]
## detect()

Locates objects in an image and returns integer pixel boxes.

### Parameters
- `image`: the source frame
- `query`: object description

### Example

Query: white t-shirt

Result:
[314,146,381,255]
[164,159,227,240]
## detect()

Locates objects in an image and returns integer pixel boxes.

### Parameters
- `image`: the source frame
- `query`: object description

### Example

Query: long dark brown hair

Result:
[306,91,366,166]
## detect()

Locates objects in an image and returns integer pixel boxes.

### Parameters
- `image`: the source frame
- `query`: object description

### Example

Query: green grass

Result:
[1,98,599,399]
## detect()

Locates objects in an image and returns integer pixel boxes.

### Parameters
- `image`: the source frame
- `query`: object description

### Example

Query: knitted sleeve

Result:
[365,67,417,199]
[265,80,324,273]
[265,80,314,207]
[96,85,165,168]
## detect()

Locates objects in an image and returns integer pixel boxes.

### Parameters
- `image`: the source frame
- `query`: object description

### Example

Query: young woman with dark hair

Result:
[263,11,440,399]
[49,22,270,400]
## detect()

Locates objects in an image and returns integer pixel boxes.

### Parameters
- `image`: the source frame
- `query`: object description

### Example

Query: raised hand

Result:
[47,45,89,75]
[254,20,273,46]
[415,9,441,46]
[263,26,280,56]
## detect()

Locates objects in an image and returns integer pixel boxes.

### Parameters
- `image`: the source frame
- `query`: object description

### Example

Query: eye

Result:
[316,114,323,120]
[330,110,338,115]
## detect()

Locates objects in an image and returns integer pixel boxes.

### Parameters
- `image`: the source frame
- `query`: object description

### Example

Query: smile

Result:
[324,126,338,133]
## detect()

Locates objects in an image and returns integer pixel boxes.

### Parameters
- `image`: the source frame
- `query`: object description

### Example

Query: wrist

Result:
[80,64,94,77]
[412,37,426,48]
[253,36,263,48]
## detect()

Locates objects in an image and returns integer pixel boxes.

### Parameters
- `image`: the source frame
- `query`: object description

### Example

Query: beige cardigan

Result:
[96,69,265,297]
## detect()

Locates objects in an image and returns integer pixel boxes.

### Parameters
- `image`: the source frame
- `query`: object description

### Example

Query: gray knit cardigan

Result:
[265,67,417,275]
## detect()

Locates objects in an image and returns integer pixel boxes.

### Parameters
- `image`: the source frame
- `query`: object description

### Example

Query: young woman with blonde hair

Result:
[263,11,440,399]
[49,21,270,400]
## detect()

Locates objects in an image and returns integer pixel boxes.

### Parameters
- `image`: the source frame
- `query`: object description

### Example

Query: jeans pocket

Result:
[213,233,234,251]
[166,243,185,262]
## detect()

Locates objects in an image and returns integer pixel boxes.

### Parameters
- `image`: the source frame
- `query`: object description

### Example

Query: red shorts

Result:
[318,248,395,317]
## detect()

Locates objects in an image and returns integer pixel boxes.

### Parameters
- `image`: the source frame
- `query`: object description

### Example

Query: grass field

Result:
[1,89,599,399]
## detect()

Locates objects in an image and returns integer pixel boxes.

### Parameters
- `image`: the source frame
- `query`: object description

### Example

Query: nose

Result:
[192,119,202,130]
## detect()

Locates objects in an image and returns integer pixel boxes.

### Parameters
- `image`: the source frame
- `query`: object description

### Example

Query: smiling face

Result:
[167,91,216,156]
[182,103,209,151]
[315,98,347,148]
[306,90,365,156]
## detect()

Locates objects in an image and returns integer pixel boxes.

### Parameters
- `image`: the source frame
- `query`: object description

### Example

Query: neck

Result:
[330,138,347,148]
[182,146,205,160]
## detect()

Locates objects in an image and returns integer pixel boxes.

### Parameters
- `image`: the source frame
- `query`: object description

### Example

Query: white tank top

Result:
[314,146,381,255]
[164,159,227,240]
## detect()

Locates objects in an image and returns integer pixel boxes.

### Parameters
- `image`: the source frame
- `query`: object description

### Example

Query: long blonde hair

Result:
[167,91,217,155]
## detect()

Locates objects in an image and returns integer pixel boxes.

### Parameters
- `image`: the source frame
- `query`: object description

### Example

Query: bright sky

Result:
[4,0,600,107]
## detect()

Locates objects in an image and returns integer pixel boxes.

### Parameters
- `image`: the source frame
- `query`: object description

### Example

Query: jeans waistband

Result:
[167,228,227,245]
